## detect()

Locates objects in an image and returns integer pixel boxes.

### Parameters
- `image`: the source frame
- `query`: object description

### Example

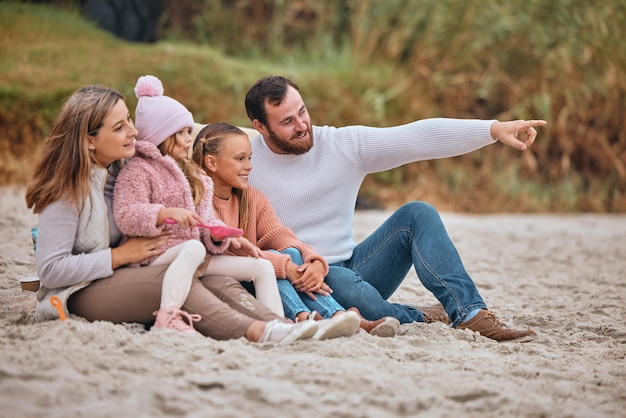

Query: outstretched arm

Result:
[490,119,548,151]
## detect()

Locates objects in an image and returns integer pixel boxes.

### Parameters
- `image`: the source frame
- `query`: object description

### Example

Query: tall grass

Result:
[170,0,625,211]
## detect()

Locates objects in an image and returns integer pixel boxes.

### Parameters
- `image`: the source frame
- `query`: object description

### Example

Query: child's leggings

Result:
[202,255,284,316]
[150,240,206,309]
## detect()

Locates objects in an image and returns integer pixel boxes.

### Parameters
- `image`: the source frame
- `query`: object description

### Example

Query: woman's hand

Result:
[111,231,172,269]
[228,237,265,258]
[158,208,202,228]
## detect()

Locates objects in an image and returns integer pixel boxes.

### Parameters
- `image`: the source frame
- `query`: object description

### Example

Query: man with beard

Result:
[243,75,546,342]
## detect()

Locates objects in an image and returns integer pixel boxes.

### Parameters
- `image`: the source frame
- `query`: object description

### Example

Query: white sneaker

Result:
[313,311,361,340]
[259,319,318,345]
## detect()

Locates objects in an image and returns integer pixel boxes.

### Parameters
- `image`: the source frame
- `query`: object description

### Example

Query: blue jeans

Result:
[273,248,345,320]
[326,201,487,327]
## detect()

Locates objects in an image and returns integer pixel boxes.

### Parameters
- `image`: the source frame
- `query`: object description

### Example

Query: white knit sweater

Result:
[248,118,496,263]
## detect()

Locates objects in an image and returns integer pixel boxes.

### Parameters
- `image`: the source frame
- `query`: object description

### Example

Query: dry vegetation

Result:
[1,0,624,212]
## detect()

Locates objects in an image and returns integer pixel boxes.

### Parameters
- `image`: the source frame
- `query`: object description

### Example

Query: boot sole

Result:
[369,317,400,338]
[313,312,361,340]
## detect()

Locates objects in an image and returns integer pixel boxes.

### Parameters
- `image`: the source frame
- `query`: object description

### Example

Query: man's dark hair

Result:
[244,76,299,126]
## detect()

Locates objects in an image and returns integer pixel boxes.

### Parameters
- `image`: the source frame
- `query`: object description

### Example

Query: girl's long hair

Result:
[192,123,249,231]
[158,136,205,206]
[26,85,124,213]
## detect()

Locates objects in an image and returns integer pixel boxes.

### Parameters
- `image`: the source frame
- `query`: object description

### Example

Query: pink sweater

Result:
[114,141,229,266]
[213,186,329,279]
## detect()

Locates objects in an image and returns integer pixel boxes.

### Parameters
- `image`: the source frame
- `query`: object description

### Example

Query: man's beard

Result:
[266,126,313,155]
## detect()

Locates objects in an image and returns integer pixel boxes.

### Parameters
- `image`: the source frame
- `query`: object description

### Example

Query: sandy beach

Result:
[1,185,625,418]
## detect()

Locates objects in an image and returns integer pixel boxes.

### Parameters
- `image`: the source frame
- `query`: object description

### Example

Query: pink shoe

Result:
[152,307,201,335]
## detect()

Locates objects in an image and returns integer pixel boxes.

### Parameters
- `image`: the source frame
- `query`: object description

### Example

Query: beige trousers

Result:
[68,264,285,340]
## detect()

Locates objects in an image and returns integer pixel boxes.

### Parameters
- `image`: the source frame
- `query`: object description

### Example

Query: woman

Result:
[192,122,401,338]
[24,85,317,344]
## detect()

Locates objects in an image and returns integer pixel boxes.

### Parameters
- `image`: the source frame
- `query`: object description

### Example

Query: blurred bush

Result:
[1,0,624,211]
[166,0,625,211]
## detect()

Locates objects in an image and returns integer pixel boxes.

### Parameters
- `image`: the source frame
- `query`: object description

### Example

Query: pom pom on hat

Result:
[135,75,164,98]
[133,75,194,147]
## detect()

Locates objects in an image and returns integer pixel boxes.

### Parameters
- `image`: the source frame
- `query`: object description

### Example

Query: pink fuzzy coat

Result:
[113,141,229,266]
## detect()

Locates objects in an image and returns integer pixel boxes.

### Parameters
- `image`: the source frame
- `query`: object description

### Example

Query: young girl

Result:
[192,122,401,338]
[113,76,284,334]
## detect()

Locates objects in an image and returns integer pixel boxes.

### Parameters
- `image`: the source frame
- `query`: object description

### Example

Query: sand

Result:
[1,185,625,418]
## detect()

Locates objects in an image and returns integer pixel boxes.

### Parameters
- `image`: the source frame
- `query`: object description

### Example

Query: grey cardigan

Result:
[35,164,120,321]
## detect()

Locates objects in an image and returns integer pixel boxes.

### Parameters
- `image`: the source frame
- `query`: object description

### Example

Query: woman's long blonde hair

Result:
[25,85,124,214]
[192,123,250,231]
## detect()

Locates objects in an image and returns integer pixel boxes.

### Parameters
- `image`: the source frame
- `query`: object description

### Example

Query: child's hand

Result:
[228,237,265,258]
[159,208,202,228]
[290,260,329,297]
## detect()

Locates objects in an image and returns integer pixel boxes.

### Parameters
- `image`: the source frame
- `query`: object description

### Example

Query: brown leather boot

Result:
[457,310,537,342]
[417,304,451,324]
[347,307,399,337]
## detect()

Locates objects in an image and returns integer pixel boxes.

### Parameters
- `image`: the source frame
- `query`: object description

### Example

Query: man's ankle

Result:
[462,308,482,323]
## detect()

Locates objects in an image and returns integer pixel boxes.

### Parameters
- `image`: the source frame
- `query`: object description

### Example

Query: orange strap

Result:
[49,296,67,321]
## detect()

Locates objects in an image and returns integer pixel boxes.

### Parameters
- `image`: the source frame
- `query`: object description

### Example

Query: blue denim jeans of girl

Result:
[325,201,487,327]
[274,248,345,320]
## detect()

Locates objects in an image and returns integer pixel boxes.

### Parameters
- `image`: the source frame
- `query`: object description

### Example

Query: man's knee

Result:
[398,201,440,222]
[400,200,437,214]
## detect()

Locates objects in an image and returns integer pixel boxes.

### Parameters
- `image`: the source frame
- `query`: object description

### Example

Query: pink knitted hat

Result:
[134,75,194,146]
